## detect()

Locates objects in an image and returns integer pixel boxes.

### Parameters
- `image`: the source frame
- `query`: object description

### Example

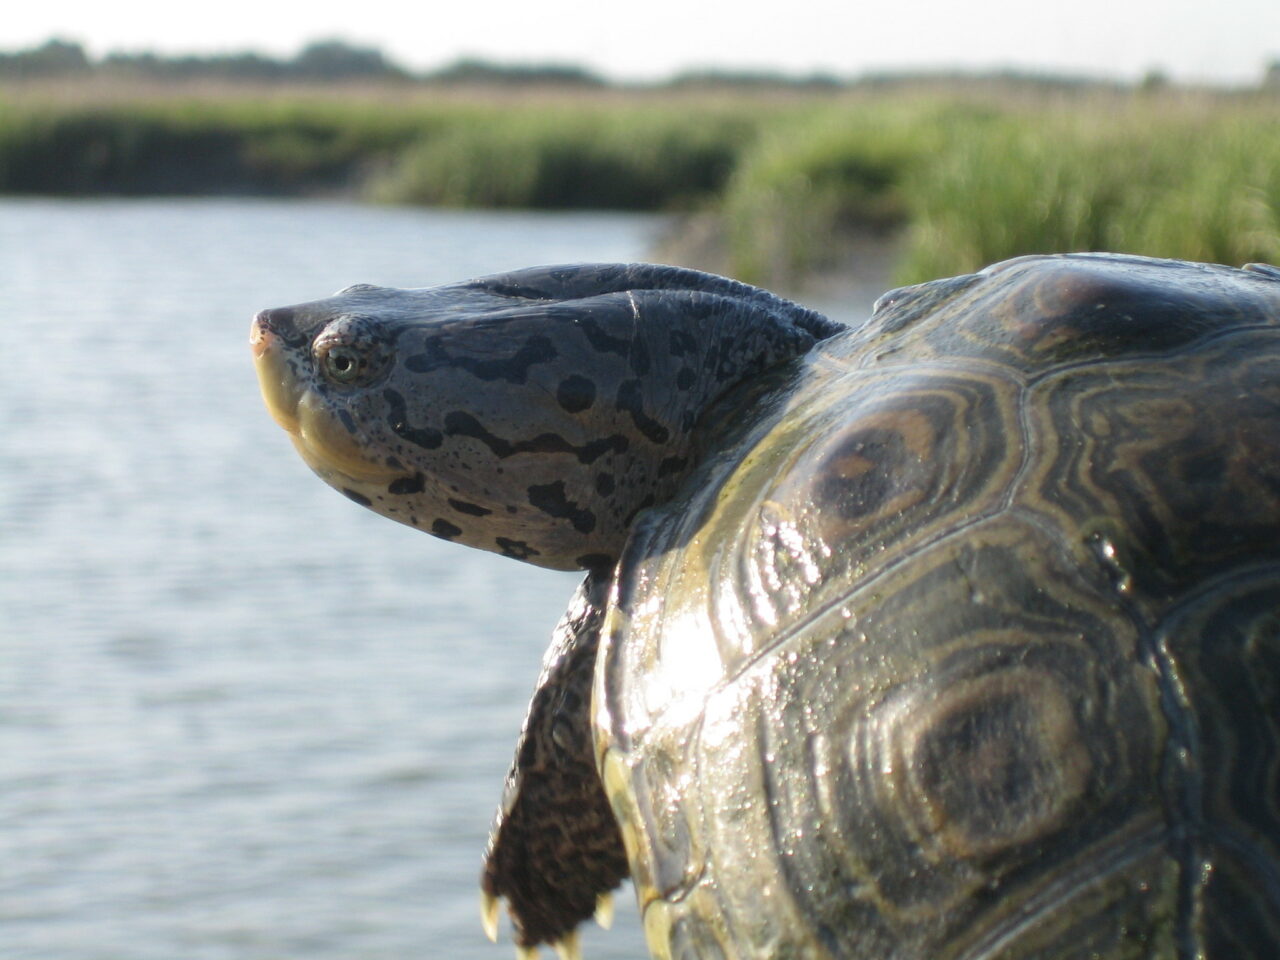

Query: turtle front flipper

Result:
[483,572,628,952]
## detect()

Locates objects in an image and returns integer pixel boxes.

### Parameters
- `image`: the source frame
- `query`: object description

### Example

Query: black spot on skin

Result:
[578,318,631,359]
[675,367,696,391]
[615,380,670,445]
[402,339,449,374]
[388,474,425,495]
[556,375,596,413]
[575,553,615,572]
[444,411,627,464]
[669,329,698,358]
[575,314,647,373]
[431,518,463,540]
[658,456,688,479]
[527,481,596,534]
[405,335,558,383]
[449,498,492,517]
[595,473,615,496]
[383,388,443,450]
[342,488,372,507]
[495,537,540,561]
[385,456,404,470]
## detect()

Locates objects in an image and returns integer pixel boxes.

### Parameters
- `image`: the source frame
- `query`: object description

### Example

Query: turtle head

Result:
[251,263,839,571]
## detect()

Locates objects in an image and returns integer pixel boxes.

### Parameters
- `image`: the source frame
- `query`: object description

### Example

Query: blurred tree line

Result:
[0,37,606,86]
[10,36,1272,92]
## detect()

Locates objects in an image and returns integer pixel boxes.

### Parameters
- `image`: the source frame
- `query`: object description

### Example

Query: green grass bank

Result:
[3,82,1278,285]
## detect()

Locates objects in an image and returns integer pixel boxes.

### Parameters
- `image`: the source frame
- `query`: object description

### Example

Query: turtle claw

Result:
[552,930,582,960]
[515,947,540,960]
[593,892,614,930]
[482,890,501,943]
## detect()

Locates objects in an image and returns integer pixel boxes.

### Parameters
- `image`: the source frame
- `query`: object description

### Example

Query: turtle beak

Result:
[250,311,302,436]
[250,309,397,488]
[249,312,273,359]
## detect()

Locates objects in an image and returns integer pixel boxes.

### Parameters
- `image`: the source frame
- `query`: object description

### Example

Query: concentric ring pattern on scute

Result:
[598,256,1280,959]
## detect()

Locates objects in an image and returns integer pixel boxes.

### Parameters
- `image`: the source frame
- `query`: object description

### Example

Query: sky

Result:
[4,0,1279,86]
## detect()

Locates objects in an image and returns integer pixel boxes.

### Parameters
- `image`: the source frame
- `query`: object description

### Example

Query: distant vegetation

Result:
[0,38,604,86]
[2,37,1280,285]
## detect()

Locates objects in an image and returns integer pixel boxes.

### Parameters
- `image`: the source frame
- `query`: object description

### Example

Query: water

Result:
[0,198,673,960]
[0,198,883,960]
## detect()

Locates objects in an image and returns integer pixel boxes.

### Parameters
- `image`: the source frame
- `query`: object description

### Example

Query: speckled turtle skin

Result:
[250,264,835,573]
[252,254,1280,960]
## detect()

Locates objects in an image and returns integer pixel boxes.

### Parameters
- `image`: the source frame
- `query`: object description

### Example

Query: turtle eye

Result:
[322,345,366,384]
[313,316,390,387]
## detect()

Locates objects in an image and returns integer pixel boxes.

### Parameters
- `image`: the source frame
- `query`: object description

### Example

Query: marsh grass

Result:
[0,96,433,194]
[711,92,1280,284]
[898,97,1280,281]
[2,81,1277,283]
[718,100,949,283]
[365,106,756,209]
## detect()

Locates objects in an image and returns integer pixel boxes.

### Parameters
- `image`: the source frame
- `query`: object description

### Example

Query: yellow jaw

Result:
[251,319,395,487]
[252,343,302,436]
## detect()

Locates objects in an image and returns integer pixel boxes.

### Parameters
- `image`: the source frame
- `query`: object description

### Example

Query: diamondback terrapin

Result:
[251,254,1280,960]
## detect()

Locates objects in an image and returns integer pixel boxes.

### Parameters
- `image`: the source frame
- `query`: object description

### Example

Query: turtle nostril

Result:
[251,306,300,342]
[250,313,279,358]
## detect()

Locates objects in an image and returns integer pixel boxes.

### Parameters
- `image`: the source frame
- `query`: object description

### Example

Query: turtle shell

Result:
[596,254,1280,959]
